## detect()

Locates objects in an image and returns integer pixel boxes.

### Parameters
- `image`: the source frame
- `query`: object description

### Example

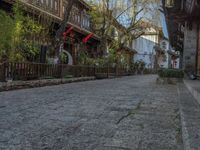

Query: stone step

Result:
[178,83,200,150]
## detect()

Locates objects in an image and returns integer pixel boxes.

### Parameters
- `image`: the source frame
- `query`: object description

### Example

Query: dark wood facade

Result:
[0,0,101,64]
[163,0,200,74]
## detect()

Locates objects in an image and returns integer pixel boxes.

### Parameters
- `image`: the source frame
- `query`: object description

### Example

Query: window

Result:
[50,0,53,8]
[55,0,58,11]
[46,0,49,6]
[63,6,65,13]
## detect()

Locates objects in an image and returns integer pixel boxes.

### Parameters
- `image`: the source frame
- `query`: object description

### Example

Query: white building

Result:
[159,38,170,68]
[132,27,161,69]
[168,49,180,69]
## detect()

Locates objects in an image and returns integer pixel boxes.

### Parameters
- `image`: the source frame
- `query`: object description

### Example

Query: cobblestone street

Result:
[0,75,183,150]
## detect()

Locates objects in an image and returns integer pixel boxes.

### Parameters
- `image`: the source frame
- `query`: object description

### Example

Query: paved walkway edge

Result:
[0,77,95,92]
[184,80,200,105]
[177,85,191,150]
[178,83,200,150]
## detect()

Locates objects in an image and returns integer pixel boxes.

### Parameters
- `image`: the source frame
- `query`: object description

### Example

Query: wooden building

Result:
[162,0,200,75]
[0,0,101,64]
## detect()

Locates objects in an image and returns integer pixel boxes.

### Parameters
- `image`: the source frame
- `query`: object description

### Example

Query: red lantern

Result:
[63,26,73,40]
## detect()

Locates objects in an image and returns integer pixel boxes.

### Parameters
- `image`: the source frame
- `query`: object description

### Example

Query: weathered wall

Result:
[183,23,198,72]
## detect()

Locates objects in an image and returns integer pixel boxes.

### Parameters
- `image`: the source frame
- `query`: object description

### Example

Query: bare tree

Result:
[88,0,161,51]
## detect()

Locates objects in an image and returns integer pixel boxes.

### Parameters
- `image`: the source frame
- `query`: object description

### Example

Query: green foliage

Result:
[18,40,40,61]
[59,51,68,64]
[0,10,15,60]
[23,16,43,34]
[77,51,108,66]
[77,47,130,68]
[95,58,107,66]
[78,51,89,65]
[0,2,43,62]
[133,60,146,70]
[107,48,116,65]
[158,69,184,78]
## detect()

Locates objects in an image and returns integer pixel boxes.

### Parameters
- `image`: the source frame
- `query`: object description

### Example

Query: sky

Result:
[85,0,169,38]
[161,13,169,38]
[111,0,169,38]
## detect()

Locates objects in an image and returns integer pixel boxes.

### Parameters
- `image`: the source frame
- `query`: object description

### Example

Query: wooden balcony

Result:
[3,0,92,32]
[69,10,91,31]
[185,0,200,18]
[2,0,62,20]
[24,0,92,31]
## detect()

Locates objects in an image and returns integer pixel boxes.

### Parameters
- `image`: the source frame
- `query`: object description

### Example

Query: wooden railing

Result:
[3,0,92,31]
[21,0,60,17]
[68,8,91,31]
[0,62,139,82]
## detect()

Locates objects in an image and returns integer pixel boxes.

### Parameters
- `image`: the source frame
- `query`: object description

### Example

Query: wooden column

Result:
[196,24,200,75]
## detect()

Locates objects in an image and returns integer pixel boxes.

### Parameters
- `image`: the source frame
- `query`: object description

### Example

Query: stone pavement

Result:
[178,82,200,150]
[184,79,200,105]
[0,75,183,150]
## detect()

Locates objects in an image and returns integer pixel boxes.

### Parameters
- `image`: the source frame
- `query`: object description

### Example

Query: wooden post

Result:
[61,64,64,78]
[107,64,109,78]
[115,65,117,77]
[93,65,96,77]
[0,63,6,82]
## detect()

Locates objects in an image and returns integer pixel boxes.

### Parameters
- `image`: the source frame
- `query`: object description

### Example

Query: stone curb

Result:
[0,77,95,92]
[177,84,191,150]
[178,83,200,150]
[184,80,200,105]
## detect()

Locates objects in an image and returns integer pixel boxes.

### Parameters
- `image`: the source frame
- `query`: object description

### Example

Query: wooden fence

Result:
[0,62,137,82]
[0,62,5,82]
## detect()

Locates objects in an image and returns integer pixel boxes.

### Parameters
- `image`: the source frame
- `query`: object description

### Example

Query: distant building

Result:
[132,24,167,69]
[168,49,180,69]
[159,38,170,68]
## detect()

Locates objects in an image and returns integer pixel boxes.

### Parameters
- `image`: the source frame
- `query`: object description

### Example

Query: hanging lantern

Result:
[63,26,73,40]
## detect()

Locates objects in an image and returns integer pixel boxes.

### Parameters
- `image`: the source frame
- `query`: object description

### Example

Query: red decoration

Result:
[63,26,73,40]
[82,33,94,43]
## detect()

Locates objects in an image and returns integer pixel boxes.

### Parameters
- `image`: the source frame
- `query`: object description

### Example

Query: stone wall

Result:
[183,22,198,72]
[0,77,95,92]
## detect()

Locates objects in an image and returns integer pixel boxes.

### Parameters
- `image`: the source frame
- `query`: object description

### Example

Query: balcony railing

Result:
[69,12,91,31]
[21,0,60,17]
[23,0,92,31]
[3,0,93,32]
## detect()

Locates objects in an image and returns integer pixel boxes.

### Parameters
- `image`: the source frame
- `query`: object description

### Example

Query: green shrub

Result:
[158,69,184,78]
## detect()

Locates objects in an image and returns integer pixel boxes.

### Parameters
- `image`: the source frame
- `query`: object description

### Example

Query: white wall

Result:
[133,34,158,68]
[159,39,170,68]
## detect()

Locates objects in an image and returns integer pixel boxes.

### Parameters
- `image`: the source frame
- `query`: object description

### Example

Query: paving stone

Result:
[0,75,183,150]
[178,83,200,150]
